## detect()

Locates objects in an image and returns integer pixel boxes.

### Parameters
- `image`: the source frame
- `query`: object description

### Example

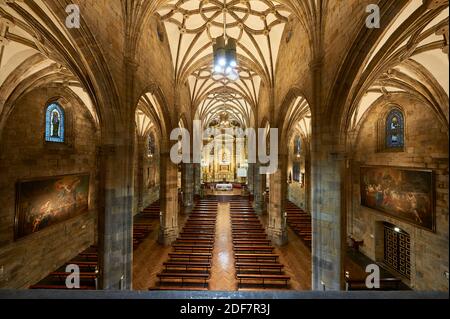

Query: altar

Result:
[215,183,233,191]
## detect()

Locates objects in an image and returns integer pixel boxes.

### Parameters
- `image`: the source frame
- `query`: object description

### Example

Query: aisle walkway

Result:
[209,203,235,290]
[132,200,311,290]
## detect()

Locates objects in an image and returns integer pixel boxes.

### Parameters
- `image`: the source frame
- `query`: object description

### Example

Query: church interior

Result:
[0,0,448,296]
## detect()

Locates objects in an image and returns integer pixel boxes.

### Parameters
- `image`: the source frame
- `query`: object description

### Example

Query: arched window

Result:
[385,108,404,150]
[45,103,65,143]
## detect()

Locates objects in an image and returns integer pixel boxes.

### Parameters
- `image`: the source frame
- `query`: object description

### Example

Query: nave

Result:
[133,197,311,291]
[0,0,447,296]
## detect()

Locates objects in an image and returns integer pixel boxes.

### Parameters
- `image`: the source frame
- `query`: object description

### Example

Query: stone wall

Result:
[287,136,308,210]
[132,136,160,216]
[134,14,192,128]
[273,17,312,123]
[349,94,449,291]
[0,86,99,288]
[141,153,160,212]
[322,0,376,100]
[75,0,125,89]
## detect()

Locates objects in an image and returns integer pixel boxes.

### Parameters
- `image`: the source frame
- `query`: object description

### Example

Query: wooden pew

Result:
[235,263,284,274]
[173,244,213,253]
[233,239,272,245]
[48,272,98,281]
[234,254,279,263]
[232,230,266,235]
[231,226,265,230]
[232,234,267,240]
[157,273,210,288]
[163,261,211,272]
[179,233,215,239]
[168,252,212,262]
[233,246,274,253]
[176,238,214,244]
[237,274,290,288]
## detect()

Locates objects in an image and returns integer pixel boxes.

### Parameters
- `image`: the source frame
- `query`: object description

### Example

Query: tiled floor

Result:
[132,201,312,291]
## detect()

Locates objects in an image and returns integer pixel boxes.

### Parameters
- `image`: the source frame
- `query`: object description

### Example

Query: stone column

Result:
[247,163,254,194]
[181,162,194,214]
[267,153,288,246]
[193,163,201,196]
[97,134,134,290]
[158,152,179,245]
[311,125,346,291]
[305,147,312,213]
[136,139,146,213]
[253,163,266,215]
[261,172,267,213]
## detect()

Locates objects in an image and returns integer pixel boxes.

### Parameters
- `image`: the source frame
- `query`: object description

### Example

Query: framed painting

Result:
[360,166,435,232]
[14,173,90,240]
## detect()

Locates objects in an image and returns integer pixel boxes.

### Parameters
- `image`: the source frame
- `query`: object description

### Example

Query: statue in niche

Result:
[51,111,60,137]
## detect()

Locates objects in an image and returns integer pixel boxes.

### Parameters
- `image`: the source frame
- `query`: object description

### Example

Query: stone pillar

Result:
[311,126,346,291]
[253,163,266,215]
[261,172,267,212]
[267,153,288,246]
[247,163,254,194]
[181,162,194,214]
[136,139,146,213]
[158,152,179,245]
[193,163,201,195]
[97,134,134,290]
[305,148,312,213]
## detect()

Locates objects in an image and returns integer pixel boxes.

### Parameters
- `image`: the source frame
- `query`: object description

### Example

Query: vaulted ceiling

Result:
[156,0,292,128]
[350,0,449,131]
[0,1,98,126]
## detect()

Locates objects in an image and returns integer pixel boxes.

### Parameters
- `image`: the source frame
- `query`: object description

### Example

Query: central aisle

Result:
[132,198,312,290]
[209,202,236,291]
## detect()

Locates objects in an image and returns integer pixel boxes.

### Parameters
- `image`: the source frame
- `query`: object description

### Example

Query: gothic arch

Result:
[278,87,312,155]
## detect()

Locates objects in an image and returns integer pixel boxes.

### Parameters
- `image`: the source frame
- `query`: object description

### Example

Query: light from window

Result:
[45,103,65,143]
[385,109,404,150]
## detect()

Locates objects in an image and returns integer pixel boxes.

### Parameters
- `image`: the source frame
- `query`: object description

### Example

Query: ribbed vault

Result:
[348,1,448,132]
[0,1,99,128]
[156,0,292,130]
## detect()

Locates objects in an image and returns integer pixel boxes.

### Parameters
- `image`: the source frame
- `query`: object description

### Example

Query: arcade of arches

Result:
[0,0,448,293]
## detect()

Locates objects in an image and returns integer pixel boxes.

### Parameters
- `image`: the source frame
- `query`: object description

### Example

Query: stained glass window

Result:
[45,103,65,143]
[385,109,404,150]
